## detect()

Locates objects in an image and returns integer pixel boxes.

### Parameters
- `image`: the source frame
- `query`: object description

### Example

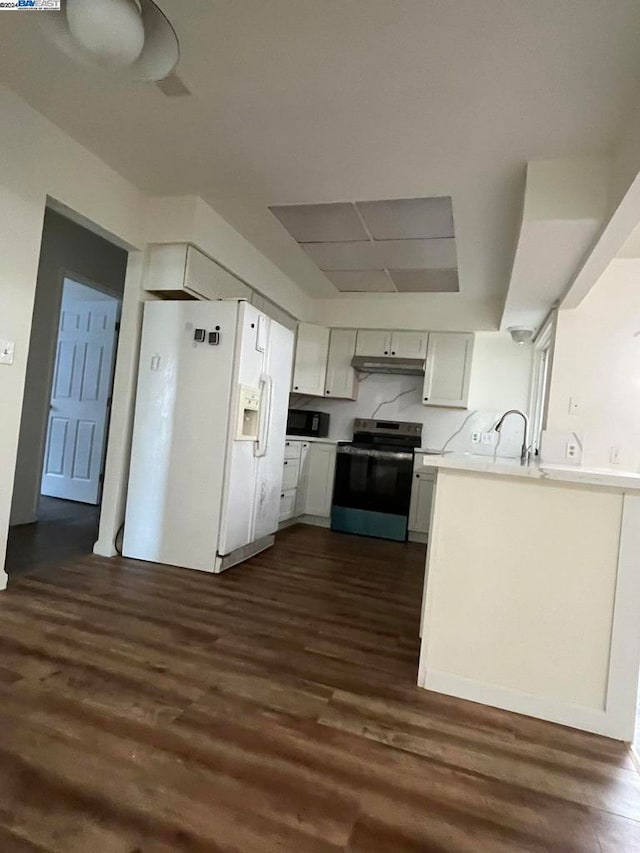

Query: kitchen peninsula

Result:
[417,453,640,740]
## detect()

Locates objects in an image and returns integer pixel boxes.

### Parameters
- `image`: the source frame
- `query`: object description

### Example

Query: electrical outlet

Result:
[609,446,621,465]
[471,431,481,445]
[0,339,15,366]
[566,442,578,460]
[481,431,496,447]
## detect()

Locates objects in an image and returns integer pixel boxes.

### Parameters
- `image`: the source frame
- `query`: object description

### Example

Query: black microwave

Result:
[287,409,330,438]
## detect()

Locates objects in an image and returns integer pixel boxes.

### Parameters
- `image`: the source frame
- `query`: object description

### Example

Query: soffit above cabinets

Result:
[269,196,459,294]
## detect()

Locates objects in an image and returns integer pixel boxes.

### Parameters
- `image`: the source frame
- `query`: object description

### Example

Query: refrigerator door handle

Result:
[255,373,273,457]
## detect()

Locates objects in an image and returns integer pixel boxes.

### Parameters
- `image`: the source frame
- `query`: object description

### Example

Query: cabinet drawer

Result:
[284,440,302,460]
[279,488,297,522]
[282,458,300,490]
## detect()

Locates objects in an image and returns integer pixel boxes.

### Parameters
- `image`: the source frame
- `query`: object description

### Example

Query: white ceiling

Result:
[2,0,640,317]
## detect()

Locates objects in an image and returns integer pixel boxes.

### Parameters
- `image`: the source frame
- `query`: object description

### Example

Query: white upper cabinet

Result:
[324,329,357,400]
[291,323,330,396]
[355,330,392,356]
[355,329,427,358]
[423,332,474,408]
[389,331,428,359]
[145,244,251,301]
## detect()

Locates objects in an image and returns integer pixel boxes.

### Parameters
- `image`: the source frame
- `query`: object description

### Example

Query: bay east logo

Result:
[0,0,61,8]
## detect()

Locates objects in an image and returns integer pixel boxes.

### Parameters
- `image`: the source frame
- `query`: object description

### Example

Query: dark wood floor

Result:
[6,496,100,576]
[0,524,639,851]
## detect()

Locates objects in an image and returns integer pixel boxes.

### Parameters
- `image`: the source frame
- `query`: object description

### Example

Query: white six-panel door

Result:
[41,295,119,504]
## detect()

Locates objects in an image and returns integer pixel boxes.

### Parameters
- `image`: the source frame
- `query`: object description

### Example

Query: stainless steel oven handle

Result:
[337,445,413,462]
[337,445,371,457]
[370,451,414,462]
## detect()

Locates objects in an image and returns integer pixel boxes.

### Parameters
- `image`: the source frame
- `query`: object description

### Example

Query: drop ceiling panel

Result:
[324,270,396,292]
[390,268,460,292]
[356,196,455,240]
[302,238,457,270]
[269,203,368,243]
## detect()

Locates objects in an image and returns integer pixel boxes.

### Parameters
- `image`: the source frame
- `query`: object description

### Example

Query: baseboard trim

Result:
[408,531,429,544]
[214,534,275,573]
[297,515,331,528]
[422,668,624,740]
[93,539,117,558]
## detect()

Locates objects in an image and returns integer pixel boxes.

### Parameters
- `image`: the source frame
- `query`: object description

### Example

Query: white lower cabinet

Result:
[409,471,435,535]
[281,457,300,491]
[303,443,337,517]
[279,440,337,524]
[279,489,297,522]
[294,441,311,515]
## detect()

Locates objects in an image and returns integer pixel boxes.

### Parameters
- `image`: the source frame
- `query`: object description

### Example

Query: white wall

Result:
[0,85,146,587]
[291,332,532,457]
[10,209,128,526]
[547,258,640,470]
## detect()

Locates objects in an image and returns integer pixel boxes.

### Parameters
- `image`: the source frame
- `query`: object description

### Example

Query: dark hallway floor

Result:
[5,496,100,577]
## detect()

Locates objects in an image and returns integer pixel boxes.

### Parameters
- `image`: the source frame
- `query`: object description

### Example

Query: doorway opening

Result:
[6,208,128,578]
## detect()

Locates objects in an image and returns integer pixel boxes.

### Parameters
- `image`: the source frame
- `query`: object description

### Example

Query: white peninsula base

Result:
[418,457,640,741]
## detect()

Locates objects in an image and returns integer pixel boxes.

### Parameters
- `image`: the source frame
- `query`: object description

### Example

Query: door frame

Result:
[38,268,122,512]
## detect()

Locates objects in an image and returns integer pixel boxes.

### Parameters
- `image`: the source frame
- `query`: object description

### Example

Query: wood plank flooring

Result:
[0,523,639,851]
[6,497,99,576]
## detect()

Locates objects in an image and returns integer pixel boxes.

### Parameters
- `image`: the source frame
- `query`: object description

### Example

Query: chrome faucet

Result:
[494,409,531,465]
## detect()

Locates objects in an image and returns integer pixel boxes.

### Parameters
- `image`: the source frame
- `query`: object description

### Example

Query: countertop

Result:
[285,436,341,444]
[415,452,640,492]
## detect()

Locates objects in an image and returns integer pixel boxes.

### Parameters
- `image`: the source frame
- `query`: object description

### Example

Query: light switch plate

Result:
[0,339,15,365]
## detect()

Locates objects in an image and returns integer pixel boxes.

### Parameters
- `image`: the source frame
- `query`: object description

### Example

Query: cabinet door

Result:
[144,243,251,300]
[279,489,297,522]
[281,457,300,491]
[325,329,357,400]
[390,330,428,359]
[408,473,435,533]
[423,332,474,408]
[355,330,392,356]
[185,246,251,300]
[291,324,330,396]
[303,443,337,517]
[294,441,310,516]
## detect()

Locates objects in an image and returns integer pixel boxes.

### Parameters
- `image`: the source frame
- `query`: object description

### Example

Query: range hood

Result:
[351,355,425,376]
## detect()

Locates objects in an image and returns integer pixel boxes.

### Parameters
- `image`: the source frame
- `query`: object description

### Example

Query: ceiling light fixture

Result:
[40,0,180,83]
[66,0,145,68]
[507,327,534,344]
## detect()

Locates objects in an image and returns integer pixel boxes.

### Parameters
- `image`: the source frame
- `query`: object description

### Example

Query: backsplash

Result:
[291,373,528,459]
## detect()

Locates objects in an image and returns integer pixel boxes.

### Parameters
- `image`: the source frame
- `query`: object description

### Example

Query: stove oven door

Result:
[331,444,414,541]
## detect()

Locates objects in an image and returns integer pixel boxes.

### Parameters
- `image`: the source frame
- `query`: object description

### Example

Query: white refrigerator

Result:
[122,299,294,573]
